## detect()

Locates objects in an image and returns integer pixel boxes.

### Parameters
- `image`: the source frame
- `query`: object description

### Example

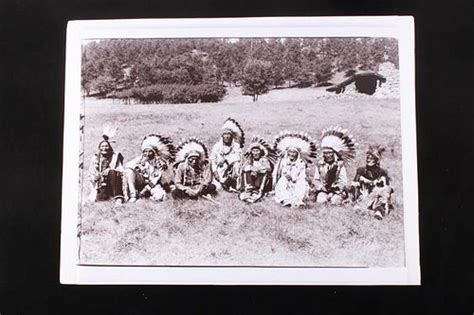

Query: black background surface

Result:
[0,0,473,314]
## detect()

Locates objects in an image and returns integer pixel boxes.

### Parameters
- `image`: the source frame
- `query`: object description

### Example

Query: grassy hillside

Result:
[79,87,404,267]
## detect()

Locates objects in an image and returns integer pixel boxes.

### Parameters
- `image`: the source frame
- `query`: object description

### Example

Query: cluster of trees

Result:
[108,84,226,104]
[81,38,398,102]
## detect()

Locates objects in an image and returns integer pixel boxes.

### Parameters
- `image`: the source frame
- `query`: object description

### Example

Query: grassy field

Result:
[79,87,405,267]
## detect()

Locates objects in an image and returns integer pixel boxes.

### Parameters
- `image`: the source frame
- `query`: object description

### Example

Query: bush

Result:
[112,84,226,104]
[141,85,164,103]
[161,85,197,103]
[90,74,116,96]
[294,71,313,88]
[107,88,136,103]
[198,84,227,102]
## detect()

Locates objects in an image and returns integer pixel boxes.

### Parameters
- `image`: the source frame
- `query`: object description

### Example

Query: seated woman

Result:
[239,136,276,203]
[273,131,317,207]
[350,145,394,220]
[172,137,216,200]
[88,126,124,204]
[124,134,175,202]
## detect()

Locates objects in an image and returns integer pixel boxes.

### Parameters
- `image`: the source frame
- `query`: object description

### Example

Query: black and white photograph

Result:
[61,17,419,284]
[4,0,474,309]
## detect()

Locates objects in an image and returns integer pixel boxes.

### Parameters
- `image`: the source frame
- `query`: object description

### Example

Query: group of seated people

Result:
[89,118,394,220]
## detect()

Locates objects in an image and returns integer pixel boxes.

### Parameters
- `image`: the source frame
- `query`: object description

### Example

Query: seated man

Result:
[124,134,175,202]
[313,127,356,205]
[88,126,124,204]
[239,136,275,203]
[273,131,317,208]
[172,138,216,200]
[210,118,244,192]
[350,145,394,220]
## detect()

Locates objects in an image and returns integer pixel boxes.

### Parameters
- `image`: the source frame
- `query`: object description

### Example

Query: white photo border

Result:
[60,16,419,285]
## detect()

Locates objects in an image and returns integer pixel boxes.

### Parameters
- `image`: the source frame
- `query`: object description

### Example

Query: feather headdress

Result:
[245,135,277,165]
[141,134,176,163]
[175,137,208,165]
[366,145,385,161]
[320,126,357,163]
[98,125,118,149]
[101,125,117,142]
[221,117,245,148]
[274,130,318,164]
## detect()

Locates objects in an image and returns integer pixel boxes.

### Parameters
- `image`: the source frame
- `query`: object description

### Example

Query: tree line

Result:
[81,38,398,102]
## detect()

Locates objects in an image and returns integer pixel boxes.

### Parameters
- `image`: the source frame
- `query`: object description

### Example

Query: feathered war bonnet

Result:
[174,137,208,166]
[141,134,176,163]
[221,117,245,148]
[320,126,357,163]
[273,131,318,164]
[98,125,118,150]
[245,135,277,165]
